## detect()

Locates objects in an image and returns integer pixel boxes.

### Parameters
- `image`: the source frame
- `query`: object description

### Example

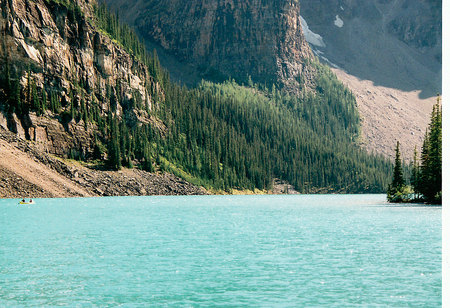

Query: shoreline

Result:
[0,128,388,199]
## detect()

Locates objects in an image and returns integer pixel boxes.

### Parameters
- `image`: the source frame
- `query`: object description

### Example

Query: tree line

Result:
[0,0,393,193]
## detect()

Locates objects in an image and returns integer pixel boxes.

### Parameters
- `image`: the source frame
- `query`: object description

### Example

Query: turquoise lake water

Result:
[0,195,441,306]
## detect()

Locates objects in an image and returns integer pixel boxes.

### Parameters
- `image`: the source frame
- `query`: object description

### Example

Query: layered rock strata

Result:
[105,0,314,92]
[0,0,161,157]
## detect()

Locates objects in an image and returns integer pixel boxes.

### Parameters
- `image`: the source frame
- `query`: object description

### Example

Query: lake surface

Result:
[0,195,441,306]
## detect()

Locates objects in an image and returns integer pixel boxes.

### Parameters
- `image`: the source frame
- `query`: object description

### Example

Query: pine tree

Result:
[392,141,405,190]
[41,88,47,113]
[13,78,22,115]
[387,141,405,202]
[142,144,154,172]
[417,97,442,203]
[107,136,121,170]
[410,146,419,199]
[31,81,40,115]
[26,70,32,107]
[107,118,121,170]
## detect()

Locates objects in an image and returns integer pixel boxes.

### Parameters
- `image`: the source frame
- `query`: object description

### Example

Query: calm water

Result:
[0,195,441,306]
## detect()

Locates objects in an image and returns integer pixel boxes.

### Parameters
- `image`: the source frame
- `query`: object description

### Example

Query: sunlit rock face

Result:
[0,0,161,157]
[103,0,315,92]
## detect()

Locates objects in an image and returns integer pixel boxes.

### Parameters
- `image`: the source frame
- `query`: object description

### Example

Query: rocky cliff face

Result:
[104,0,314,92]
[105,0,441,96]
[0,0,160,157]
[104,0,442,161]
[298,0,441,96]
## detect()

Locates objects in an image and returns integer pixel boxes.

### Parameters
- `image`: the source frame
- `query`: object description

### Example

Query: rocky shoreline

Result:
[0,128,208,199]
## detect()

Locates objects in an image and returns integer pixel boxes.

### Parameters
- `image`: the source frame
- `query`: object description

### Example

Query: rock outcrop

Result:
[104,0,314,92]
[0,0,161,158]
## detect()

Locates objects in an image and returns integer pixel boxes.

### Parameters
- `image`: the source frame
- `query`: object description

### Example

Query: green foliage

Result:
[386,141,408,202]
[391,141,405,190]
[94,139,107,160]
[142,145,154,172]
[387,185,414,203]
[107,117,121,170]
[388,97,442,204]
[157,76,390,193]
[417,98,442,203]
[0,1,393,192]
[42,0,83,19]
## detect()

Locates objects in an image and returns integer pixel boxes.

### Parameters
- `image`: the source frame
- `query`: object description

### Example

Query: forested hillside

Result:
[0,1,391,193]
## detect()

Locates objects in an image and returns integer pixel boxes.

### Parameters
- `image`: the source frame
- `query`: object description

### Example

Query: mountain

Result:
[0,0,392,196]
[299,0,441,96]
[104,0,442,161]
[102,0,315,93]
[0,0,204,196]
[298,0,441,160]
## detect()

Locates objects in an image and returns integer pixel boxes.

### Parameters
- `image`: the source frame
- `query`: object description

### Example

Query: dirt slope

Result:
[333,69,435,161]
[0,128,207,199]
[0,138,93,198]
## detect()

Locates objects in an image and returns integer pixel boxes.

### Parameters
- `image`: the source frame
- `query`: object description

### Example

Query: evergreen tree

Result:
[410,146,419,199]
[107,118,121,170]
[13,78,22,115]
[418,97,442,203]
[41,88,47,113]
[387,141,405,202]
[26,70,31,106]
[31,80,40,115]
[142,145,154,172]
[107,136,121,170]
[392,141,405,189]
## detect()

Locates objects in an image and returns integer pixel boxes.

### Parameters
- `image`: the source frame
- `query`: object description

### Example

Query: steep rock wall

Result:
[104,0,314,92]
[0,0,160,157]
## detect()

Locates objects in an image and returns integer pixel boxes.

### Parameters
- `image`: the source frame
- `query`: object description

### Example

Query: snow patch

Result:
[340,6,344,11]
[300,16,325,48]
[334,15,344,28]
[311,49,340,69]
[319,55,339,68]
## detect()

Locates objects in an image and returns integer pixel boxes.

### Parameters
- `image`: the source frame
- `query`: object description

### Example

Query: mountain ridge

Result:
[104,0,442,161]
[103,0,316,93]
[1,0,393,196]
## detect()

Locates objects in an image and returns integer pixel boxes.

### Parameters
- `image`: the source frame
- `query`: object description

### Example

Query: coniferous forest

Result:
[387,97,442,204]
[0,1,393,193]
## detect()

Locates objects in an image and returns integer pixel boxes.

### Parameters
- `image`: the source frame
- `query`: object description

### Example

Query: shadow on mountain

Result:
[104,0,441,99]
[299,1,442,100]
[145,19,441,99]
